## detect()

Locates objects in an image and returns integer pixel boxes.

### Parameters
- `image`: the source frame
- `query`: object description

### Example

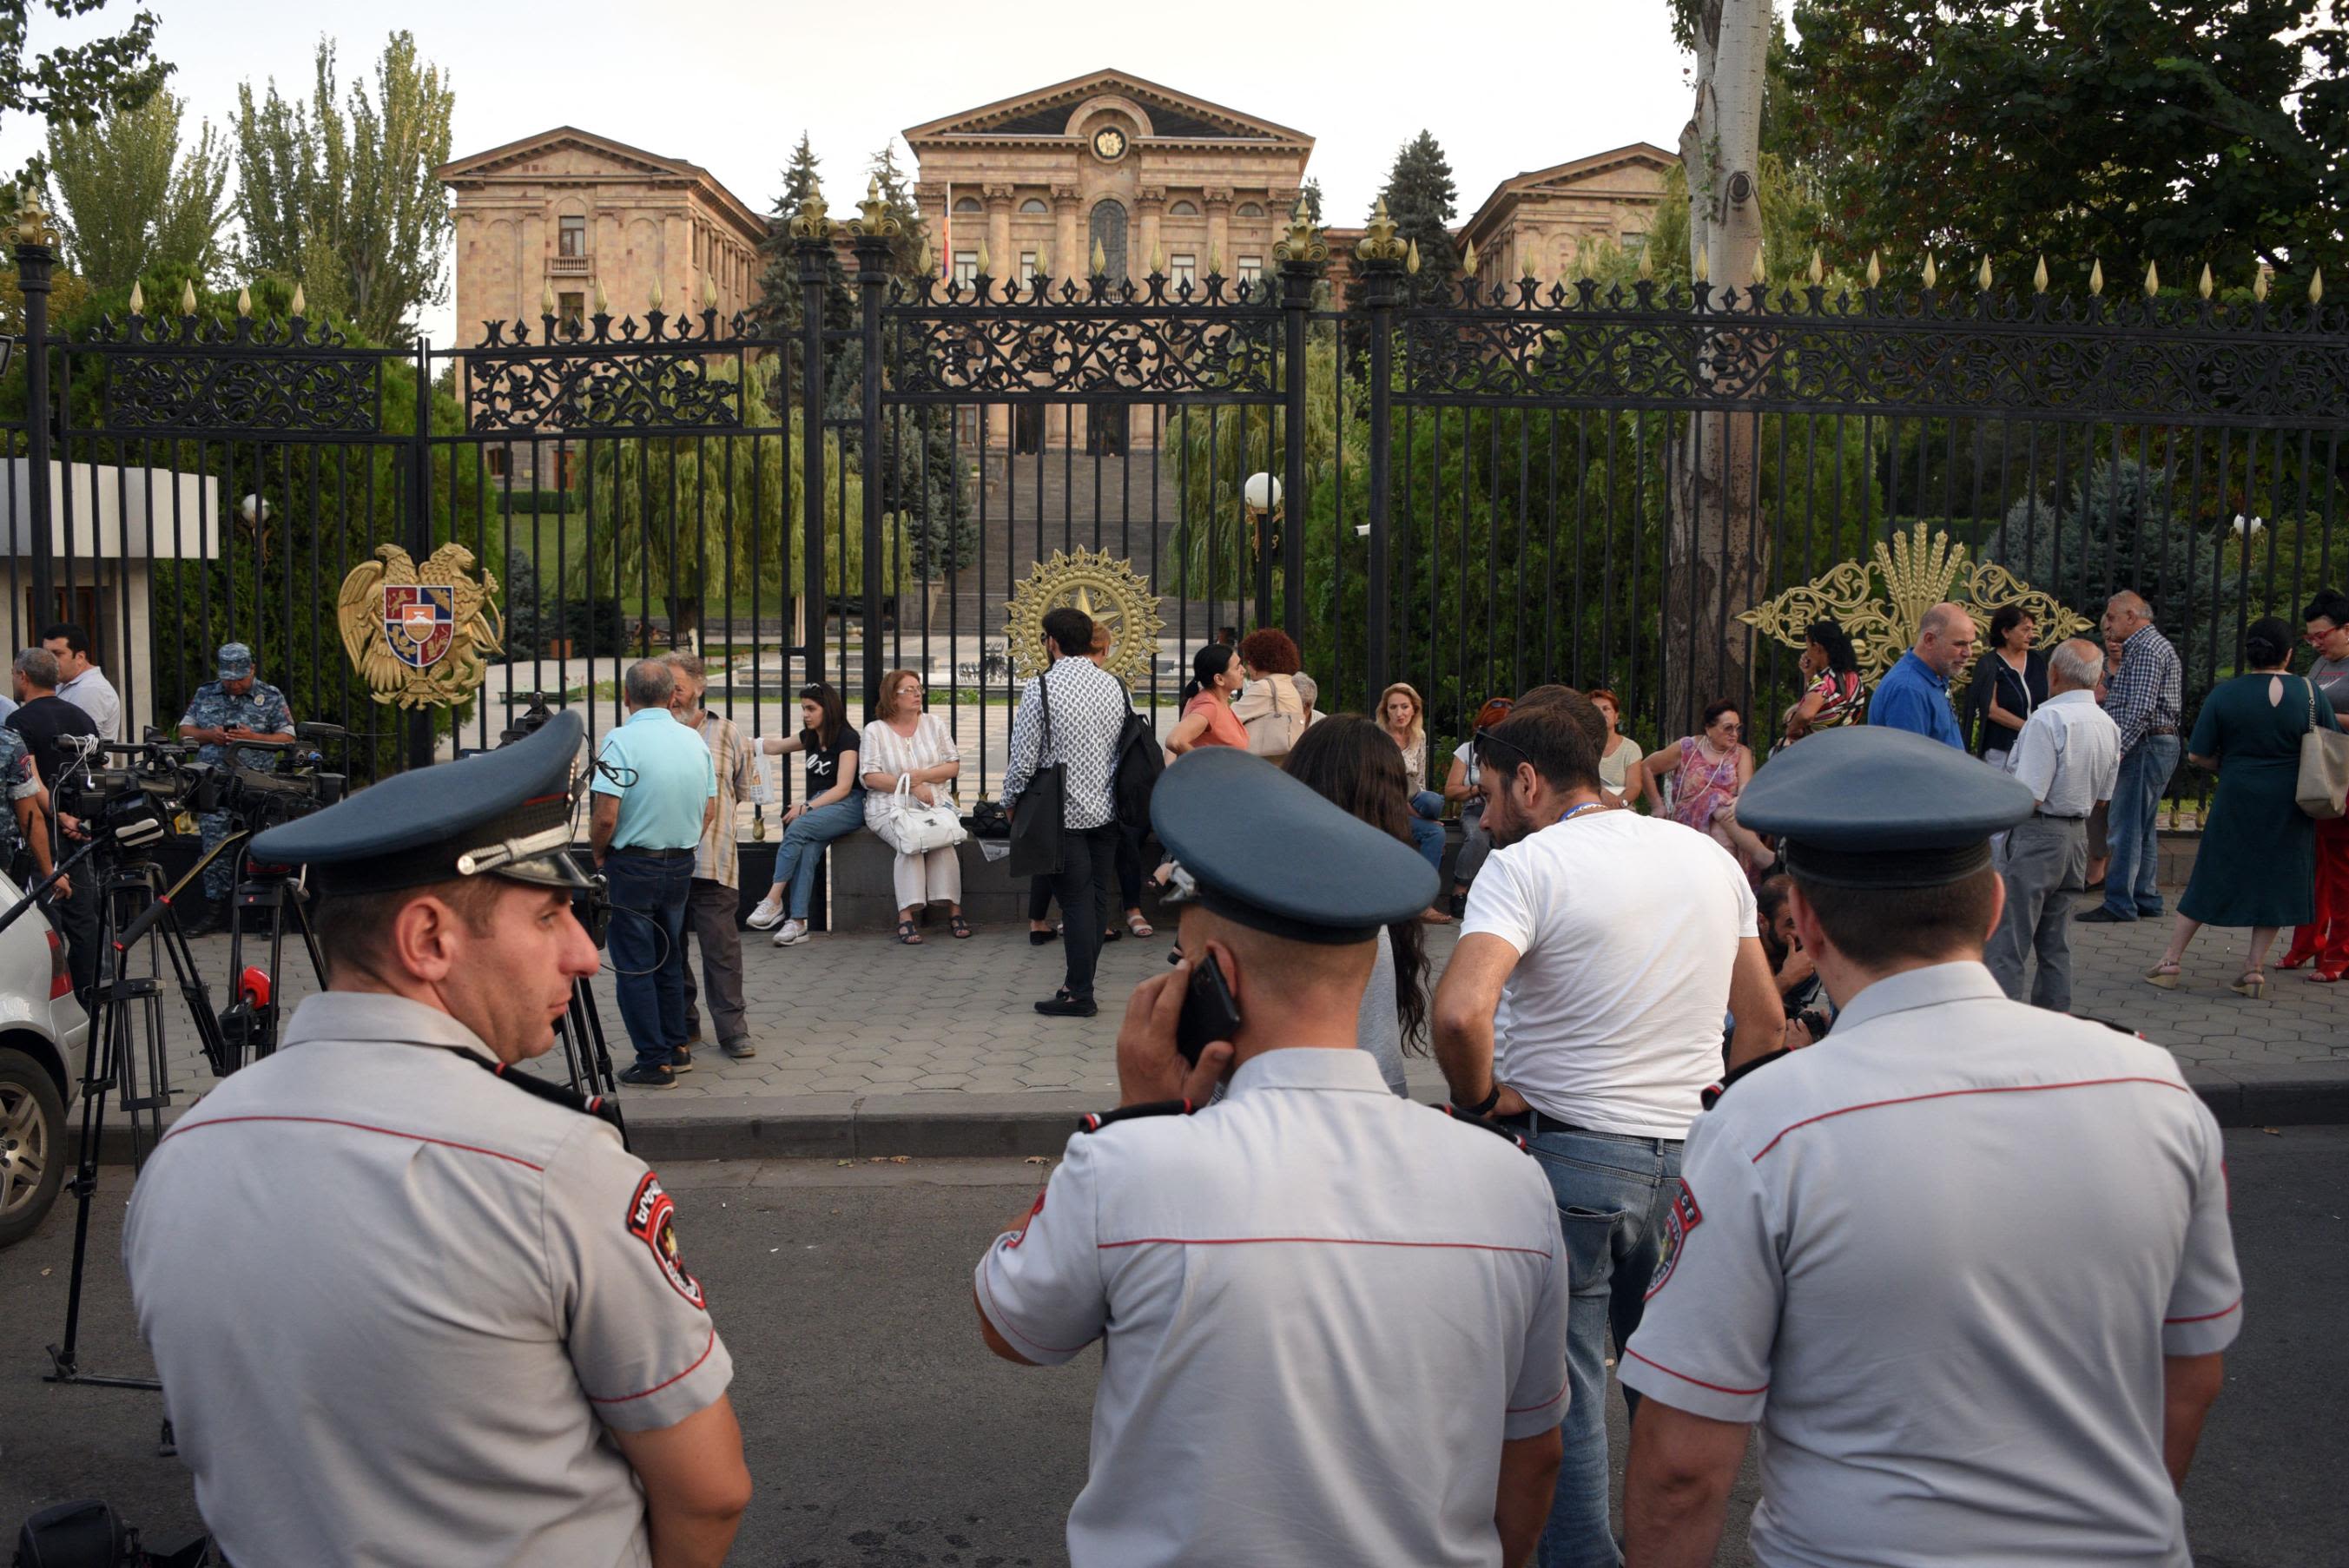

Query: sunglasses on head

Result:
[1474,727,1533,774]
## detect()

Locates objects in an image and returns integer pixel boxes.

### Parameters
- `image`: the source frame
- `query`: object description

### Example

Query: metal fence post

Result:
[850,226,894,711]
[789,188,837,693]
[406,337,437,771]
[1355,206,1408,696]
[1274,201,1326,644]
[14,193,57,632]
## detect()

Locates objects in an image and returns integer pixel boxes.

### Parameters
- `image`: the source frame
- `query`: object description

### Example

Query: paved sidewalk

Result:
[109,882,2349,1160]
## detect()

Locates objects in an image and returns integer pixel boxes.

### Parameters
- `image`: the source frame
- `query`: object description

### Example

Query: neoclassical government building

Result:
[437,70,1669,464]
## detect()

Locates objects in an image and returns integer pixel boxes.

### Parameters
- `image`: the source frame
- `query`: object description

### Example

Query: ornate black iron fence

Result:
[3,192,2344,814]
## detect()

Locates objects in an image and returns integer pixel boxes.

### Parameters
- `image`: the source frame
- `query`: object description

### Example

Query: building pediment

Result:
[905,69,1311,148]
[438,127,765,240]
[1459,142,1678,244]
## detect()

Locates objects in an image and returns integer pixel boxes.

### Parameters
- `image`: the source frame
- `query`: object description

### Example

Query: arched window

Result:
[1168,200,1198,216]
[1236,202,1264,218]
[953,196,982,214]
[1019,197,1049,214]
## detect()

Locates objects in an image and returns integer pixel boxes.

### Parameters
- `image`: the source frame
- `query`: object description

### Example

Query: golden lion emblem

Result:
[337,543,504,708]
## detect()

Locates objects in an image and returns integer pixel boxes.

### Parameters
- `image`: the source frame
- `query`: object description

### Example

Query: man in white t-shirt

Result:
[1435,698,1779,1568]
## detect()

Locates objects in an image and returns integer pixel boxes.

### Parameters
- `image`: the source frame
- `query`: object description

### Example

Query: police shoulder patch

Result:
[1644,1178,1704,1301]
[624,1172,707,1309]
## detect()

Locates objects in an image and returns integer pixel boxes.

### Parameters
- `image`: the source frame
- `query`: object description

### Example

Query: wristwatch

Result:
[1453,1084,1503,1118]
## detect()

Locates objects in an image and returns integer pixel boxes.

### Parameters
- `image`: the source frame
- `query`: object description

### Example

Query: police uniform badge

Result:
[1645,1179,1704,1301]
[625,1173,707,1309]
[337,543,503,708]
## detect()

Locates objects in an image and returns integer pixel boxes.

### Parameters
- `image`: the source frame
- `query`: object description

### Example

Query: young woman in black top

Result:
[746,682,862,946]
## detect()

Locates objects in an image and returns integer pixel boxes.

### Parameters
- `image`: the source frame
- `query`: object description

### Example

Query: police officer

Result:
[175,641,295,931]
[123,711,751,1568]
[976,747,1570,1568]
[1620,727,2240,1567]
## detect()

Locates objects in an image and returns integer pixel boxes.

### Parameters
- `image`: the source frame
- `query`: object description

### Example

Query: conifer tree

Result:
[1348,131,1458,309]
[753,131,854,408]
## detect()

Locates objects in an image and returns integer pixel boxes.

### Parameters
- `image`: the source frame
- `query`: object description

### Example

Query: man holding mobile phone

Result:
[973,747,1569,1568]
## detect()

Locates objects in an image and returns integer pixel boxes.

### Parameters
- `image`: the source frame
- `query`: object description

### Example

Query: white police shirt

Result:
[123,992,733,1568]
[1622,963,2241,1568]
[977,1048,1569,1568]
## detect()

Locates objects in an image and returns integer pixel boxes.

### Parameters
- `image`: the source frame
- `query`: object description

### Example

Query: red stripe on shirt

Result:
[1507,1384,1567,1414]
[1622,1347,1769,1397]
[1751,1077,2190,1163]
[1097,1235,1553,1257]
[155,1115,543,1171]
[2164,1298,2241,1325]
[588,1326,719,1403]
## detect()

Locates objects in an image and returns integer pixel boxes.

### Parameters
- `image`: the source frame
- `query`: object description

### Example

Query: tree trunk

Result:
[1666,0,1772,740]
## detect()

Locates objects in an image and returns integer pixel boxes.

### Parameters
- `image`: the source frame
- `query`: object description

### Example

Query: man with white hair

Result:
[1987,637,2120,1010]
[2081,590,2183,924]
[1865,601,1976,749]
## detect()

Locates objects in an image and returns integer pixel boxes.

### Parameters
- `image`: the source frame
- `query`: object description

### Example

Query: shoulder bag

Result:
[1242,673,1305,761]
[1006,670,1066,877]
[2295,675,2349,819]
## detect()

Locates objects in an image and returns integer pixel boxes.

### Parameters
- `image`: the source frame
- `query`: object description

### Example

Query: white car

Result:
[0,874,92,1248]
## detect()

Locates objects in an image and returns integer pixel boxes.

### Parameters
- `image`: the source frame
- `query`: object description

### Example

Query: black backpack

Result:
[1112,700,1163,833]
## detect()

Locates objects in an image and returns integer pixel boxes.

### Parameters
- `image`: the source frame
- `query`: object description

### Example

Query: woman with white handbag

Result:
[862,669,970,944]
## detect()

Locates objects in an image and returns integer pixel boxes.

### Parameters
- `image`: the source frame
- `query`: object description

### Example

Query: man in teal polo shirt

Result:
[590,659,717,1089]
[1867,602,1976,750]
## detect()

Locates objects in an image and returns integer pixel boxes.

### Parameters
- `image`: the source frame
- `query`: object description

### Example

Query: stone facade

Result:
[1455,142,1676,293]
[436,128,769,484]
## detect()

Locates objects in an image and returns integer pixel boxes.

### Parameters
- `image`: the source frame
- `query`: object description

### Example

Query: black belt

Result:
[2034,809,2089,820]
[2147,726,2178,736]
[608,846,695,858]
[1495,1106,1673,1142]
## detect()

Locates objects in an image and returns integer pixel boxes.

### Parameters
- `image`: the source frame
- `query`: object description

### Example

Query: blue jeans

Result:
[772,792,866,920]
[2103,735,2180,919]
[1529,1123,1684,1568]
[603,850,696,1071]
[1408,790,1445,873]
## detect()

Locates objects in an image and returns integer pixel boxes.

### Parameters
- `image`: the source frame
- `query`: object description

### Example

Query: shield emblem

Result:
[384,583,456,670]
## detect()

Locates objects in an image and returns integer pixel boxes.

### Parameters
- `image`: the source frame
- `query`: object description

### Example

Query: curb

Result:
[96,1068,2349,1167]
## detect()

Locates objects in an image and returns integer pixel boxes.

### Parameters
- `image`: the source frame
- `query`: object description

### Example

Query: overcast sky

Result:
[0,0,1695,345]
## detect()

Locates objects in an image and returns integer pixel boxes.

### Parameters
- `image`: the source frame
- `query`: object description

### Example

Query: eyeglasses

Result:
[1474,727,1533,774]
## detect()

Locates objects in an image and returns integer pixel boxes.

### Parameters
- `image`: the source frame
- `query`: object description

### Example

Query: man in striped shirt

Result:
[2080,591,2182,924]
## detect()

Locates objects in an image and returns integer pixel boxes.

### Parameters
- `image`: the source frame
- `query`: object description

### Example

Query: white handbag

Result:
[890,776,967,853]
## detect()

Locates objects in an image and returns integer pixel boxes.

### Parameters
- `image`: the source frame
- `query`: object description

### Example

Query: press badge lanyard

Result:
[1558,801,1607,825]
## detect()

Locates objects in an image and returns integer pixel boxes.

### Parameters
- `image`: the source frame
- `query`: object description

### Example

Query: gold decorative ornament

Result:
[787,179,833,242]
[1737,523,2090,682]
[1273,196,1328,266]
[849,177,901,240]
[338,543,505,709]
[1355,198,1407,265]
[10,188,55,248]
[1002,549,1164,688]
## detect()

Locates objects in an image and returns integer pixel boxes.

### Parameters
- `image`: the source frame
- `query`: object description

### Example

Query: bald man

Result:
[2082,590,2185,924]
[1867,601,1976,749]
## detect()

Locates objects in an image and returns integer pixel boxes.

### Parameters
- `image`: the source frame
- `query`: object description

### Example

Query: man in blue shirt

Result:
[590,660,717,1088]
[1867,603,1977,749]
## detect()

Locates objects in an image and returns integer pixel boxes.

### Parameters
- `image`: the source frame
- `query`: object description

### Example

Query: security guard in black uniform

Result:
[122,712,753,1568]
[974,747,1570,1568]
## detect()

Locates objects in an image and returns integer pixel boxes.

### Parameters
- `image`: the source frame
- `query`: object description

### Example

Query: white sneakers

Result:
[772,919,808,947]
[746,896,784,930]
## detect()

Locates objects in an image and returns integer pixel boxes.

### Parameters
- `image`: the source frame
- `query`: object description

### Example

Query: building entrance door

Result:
[1088,199,1128,287]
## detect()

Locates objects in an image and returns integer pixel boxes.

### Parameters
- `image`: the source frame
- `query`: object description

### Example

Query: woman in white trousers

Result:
[861,669,967,944]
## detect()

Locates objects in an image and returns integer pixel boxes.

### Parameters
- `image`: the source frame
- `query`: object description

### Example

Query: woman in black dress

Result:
[1968,605,2050,770]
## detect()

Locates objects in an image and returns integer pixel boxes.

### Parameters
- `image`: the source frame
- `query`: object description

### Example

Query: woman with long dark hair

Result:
[1280,716,1430,1094]
[1778,618,1866,748]
[1968,604,2049,769]
[746,682,862,946]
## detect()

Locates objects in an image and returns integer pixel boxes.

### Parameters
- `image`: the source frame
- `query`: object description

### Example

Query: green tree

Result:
[1349,131,1458,309]
[0,0,168,187]
[232,32,454,343]
[1785,0,2349,290]
[45,89,229,293]
[754,132,852,381]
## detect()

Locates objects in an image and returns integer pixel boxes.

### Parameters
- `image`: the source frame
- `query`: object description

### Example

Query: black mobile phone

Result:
[1175,952,1243,1064]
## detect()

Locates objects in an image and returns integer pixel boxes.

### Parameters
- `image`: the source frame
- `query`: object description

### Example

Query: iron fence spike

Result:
[2033,255,2048,293]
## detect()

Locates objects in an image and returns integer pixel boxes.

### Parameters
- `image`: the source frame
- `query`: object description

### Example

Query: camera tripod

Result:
[46,838,235,1397]
[214,857,326,1075]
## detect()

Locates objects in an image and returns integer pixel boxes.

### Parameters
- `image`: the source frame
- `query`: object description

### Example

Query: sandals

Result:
[2142,960,2181,990]
[950,915,973,939]
[896,919,923,945]
[2231,970,2266,999]
[1126,913,1154,939]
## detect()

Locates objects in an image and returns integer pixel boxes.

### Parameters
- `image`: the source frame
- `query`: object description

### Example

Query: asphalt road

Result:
[3,1127,2343,1566]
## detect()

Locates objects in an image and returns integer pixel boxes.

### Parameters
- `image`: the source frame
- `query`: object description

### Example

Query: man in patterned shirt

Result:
[2080,592,2182,924]
[666,652,759,1060]
[177,642,297,932]
[0,724,50,892]
[1001,607,1128,1018]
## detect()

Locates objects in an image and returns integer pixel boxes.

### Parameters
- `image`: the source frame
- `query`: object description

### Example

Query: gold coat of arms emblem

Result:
[337,543,504,708]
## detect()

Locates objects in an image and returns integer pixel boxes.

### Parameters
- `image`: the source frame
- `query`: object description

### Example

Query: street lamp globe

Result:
[1243,472,1281,513]
[240,492,270,525]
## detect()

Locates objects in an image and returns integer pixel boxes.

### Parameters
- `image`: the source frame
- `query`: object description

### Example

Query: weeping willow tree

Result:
[584,356,907,647]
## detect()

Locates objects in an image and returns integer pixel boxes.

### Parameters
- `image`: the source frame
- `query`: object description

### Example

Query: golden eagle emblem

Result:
[337,543,503,708]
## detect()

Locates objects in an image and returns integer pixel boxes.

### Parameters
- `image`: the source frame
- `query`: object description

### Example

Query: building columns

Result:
[1052,186,1081,283]
[1204,187,1232,276]
[983,183,1013,280]
[1135,186,1165,283]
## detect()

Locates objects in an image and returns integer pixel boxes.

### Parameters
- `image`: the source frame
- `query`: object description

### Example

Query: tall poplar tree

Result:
[0,0,168,188]
[46,89,230,292]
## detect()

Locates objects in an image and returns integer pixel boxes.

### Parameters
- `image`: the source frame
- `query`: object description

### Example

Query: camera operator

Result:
[10,647,100,996]
[175,642,294,933]
[122,710,750,1568]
